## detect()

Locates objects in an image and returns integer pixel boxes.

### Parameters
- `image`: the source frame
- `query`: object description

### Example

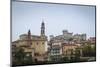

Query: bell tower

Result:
[41,20,45,36]
[28,29,31,39]
[28,29,32,46]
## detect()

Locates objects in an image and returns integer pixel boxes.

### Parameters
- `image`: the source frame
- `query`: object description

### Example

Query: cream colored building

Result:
[62,43,78,55]
[12,21,48,61]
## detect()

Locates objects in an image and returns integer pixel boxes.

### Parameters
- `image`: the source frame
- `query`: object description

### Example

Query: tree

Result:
[73,48,81,62]
[82,43,96,57]
[12,47,25,65]
[12,47,33,66]
[90,45,96,57]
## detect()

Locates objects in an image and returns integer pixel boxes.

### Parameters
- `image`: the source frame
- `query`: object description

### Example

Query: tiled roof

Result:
[62,43,77,46]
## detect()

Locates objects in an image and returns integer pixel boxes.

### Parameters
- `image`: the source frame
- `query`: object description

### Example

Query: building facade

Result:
[49,40,62,61]
[12,21,48,62]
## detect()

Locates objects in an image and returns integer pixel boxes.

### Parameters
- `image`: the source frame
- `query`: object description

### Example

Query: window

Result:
[42,42,44,45]
[30,42,32,45]
[37,42,38,45]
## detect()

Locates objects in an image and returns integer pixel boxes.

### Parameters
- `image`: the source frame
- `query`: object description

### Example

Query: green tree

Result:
[13,47,25,65]
[12,47,33,66]
[82,44,96,57]
[73,48,81,62]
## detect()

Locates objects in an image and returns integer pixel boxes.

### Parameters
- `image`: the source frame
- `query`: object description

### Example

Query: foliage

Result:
[12,47,33,66]
[82,44,96,57]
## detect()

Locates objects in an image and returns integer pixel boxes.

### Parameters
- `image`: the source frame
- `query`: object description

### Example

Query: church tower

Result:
[28,29,32,46]
[28,29,31,39]
[41,20,45,36]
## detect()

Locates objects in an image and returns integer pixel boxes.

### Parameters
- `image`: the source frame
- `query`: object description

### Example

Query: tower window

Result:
[37,42,38,45]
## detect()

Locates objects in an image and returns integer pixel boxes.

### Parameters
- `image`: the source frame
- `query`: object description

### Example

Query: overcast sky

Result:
[12,1,96,41]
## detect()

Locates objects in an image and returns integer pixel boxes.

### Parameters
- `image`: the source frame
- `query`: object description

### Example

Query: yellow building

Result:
[62,43,78,55]
[12,21,48,61]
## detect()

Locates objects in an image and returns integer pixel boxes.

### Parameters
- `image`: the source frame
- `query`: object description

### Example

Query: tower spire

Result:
[28,29,31,37]
[28,29,32,46]
[41,20,45,36]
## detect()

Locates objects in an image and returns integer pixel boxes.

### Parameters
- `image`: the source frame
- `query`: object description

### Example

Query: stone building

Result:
[73,34,86,41]
[48,40,62,61]
[88,37,96,47]
[12,21,48,62]
[62,43,78,56]
[48,29,86,61]
[50,30,73,42]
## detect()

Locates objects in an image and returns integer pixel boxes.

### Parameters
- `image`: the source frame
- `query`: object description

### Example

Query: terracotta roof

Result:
[62,43,77,46]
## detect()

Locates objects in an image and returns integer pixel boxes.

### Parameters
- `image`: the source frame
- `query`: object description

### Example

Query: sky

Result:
[12,1,96,41]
